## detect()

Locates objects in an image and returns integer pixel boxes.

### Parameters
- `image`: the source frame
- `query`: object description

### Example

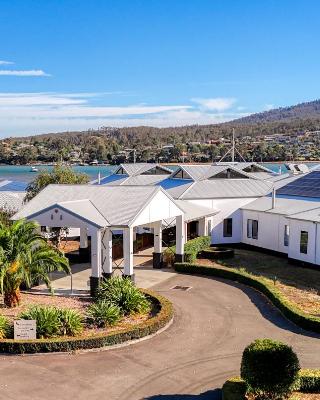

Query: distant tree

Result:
[25,164,89,202]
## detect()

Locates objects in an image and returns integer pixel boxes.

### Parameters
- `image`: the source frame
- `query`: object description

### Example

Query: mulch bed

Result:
[0,292,150,339]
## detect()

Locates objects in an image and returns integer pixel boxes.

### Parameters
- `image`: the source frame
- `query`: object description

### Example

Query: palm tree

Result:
[0,219,70,307]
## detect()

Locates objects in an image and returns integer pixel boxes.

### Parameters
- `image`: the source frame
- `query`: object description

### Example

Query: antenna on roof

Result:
[218,128,246,164]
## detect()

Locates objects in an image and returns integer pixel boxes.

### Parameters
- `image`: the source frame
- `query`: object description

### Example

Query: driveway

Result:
[0,273,319,400]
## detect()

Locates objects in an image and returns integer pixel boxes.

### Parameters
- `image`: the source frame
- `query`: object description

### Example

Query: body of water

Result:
[0,162,318,183]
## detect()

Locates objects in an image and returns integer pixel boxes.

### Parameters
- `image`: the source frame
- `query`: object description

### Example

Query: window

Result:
[247,219,258,239]
[207,220,212,236]
[223,218,233,237]
[171,168,192,180]
[284,225,290,247]
[300,231,308,254]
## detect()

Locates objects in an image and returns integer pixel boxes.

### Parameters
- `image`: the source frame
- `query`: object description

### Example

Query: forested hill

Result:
[4,99,320,149]
[232,99,320,124]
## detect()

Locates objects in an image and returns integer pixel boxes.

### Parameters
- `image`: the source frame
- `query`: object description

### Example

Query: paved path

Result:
[1,274,319,400]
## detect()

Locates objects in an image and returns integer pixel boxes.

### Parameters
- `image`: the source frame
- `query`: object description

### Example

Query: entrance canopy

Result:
[13,184,187,295]
[13,184,184,229]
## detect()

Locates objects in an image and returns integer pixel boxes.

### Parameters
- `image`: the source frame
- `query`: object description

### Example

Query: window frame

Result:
[223,218,233,237]
[300,231,308,254]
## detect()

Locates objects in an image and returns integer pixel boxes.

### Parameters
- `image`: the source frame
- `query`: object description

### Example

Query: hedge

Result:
[0,289,173,354]
[174,263,320,333]
[164,236,210,263]
[222,370,320,399]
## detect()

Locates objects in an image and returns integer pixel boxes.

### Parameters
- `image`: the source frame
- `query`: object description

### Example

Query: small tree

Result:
[25,164,89,202]
[241,338,300,400]
[0,219,70,307]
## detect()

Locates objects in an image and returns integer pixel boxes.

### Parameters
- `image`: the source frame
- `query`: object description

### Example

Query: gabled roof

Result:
[114,163,172,177]
[179,179,273,200]
[13,184,184,227]
[169,164,256,181]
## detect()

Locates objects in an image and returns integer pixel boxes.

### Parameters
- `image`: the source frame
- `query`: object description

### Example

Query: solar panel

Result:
[0,181,27,192]
[277,171,320,198]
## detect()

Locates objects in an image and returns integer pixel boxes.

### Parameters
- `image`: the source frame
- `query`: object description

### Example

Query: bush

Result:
[222,377,246,400]
[20,306,62,338]
[164,236,211,264]
[240,338,300,400]
[299,369,320,393]
[97,277,150,315]
[0,315,11,339]
[174,262,320,333]
[20,305,84,338]
[87,301,121,328]
[0,289,173,354]
[59,308,83,336]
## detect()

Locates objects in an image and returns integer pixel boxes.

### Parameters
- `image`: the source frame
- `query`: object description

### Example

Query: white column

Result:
[123,227,134,276]
[91,228,102,278]
[176,214,185,255]
[154,221,162,253]
[80,226,88,248]
[102,228,113,275]
[198,217,207,236]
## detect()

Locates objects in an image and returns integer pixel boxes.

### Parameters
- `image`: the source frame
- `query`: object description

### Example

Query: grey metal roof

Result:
[241,196,320,216]
[116,163,172,177]
[114,175,167,186]
[179,179,273,199]
[175,200,219,222]
[0,192,25,212]
[13,185,169,227]
[287,207,320,222]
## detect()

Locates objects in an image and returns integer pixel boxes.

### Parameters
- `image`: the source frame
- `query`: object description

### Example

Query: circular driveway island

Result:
[0,274,319,400]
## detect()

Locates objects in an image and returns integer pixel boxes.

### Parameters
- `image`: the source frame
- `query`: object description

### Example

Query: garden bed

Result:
[198,247,234,260]
[0,289,173,354]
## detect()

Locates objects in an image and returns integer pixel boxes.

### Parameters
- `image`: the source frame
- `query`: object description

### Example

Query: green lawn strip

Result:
[174,262,320,333]
[0,289,173,354]
[222,370,320,399]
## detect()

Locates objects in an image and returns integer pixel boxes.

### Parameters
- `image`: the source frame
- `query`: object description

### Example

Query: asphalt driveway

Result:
[0,273,319,400]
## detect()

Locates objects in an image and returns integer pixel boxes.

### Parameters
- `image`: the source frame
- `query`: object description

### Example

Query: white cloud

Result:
[264,104,275,111]
[0,69,50,77]
[0,60,14,65]
[191,97,236,111]
[0,92,248,137]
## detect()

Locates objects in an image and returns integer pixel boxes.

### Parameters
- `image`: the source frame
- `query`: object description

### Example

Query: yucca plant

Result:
[87,300,121,328]
[59,308,83,336]
[20,306,62,338]
[97,277,150,315]
[0,219,70,307]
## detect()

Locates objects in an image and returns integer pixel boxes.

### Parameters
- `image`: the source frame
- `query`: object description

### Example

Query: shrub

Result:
[87,300,121,328]
[298,369,320,393]
[222,377,246,400]
[240,338,300,400]
[59,308,83,336]
[164,236,211,264]
[97,277,150,315]
[20,306,62,338]
[0,289,173,354]
[20,305,84,338]
[0,315,11,339]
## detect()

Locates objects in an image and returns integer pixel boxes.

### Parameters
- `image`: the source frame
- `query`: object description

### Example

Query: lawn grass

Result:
[200,248,320,317]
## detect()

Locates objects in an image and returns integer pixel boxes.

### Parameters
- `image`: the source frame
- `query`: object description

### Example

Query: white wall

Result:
[187,198,258,244]
[241,210,289,254]
[288,219,316,264]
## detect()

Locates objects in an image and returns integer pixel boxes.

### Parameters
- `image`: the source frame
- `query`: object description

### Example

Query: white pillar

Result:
[176,215,185,261]
[154,221,162,253]
[80,227,88,248]
[123,227,134,277]
[102,228,113,276]
[91,228,102,278]
[198,217,207,236]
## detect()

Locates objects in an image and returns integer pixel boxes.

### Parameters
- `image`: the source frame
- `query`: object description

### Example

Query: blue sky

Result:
[1,0,320,137]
